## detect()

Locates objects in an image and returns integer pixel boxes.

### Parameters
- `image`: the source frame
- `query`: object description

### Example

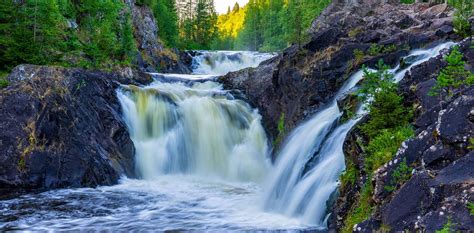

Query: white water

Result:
[262,42,455,226]
[117,81,270,182]
[0,43,454,231]
[192,51,275,75]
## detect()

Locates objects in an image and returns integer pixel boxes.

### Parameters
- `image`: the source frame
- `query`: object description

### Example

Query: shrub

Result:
[430,46,472,97]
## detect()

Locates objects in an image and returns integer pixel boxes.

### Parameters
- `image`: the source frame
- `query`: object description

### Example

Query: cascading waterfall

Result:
[192,51,275,75]
[1,44,457,231]
[263,42,455,226]
[117,80,270,182]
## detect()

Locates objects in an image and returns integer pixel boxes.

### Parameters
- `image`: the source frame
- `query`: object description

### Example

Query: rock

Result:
[127,0,191,73]
[220,1,457,145]
[0,65,153,191]
[338,40,474,232]
[436,25,454,37]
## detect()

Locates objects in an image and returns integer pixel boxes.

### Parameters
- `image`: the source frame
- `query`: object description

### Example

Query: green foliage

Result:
[468,202,474,215]
[353,49,365,67]
[342,179,374,233]
[469,138,474,150]
[348,28,363,38]
[274,112,286,146]
[340,160,357,188]
[384,158,412,192]
[449,0,472,38]
[139,0,179,47]
[400,0,415,3]
[436,217,456,233]
[0,72,8,88]
[341,60,414,231]
[367,43,397,56]
[365,127,414,174]
[358,60,412,139]
[216,0,331,51]
[0,0,137,73]
[368,44,383,56]
[178,0,218,50]
[430,46,473,97]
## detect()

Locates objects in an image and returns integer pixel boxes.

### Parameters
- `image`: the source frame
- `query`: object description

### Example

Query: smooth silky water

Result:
[0,44,453,231]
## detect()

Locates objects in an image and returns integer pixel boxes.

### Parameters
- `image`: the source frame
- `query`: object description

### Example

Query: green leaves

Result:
[430,46,473,97]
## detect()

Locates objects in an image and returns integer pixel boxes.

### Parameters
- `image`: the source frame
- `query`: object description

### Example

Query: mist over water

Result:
[0,43,453,231]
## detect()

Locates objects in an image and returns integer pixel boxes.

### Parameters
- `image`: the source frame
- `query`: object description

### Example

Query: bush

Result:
[430,46,474,97]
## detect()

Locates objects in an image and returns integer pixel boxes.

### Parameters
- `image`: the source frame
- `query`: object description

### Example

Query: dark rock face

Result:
[125,0,191,74]
[335,40,474,232]
[220,1,457,144]
[0,65,153,191]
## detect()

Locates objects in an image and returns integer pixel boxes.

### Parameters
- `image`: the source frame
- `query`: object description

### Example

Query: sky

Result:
[214,0,249,14]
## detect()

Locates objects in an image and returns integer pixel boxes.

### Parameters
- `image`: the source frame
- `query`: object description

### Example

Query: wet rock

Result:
[0,65,153,191]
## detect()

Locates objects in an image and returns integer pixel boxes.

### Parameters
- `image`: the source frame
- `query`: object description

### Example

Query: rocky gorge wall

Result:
[220,1,458,144]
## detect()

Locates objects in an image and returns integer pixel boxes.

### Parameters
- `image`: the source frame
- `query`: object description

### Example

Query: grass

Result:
[364,126,414,173]
[342,179,374,233]
[340,159,357,188]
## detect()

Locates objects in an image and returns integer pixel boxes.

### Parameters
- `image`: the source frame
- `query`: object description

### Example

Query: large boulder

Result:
[0,65,152,192]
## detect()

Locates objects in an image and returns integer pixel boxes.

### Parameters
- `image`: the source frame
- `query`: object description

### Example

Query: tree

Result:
[357,60,412,138]
[449,0,472,38]
[430,46,473,98]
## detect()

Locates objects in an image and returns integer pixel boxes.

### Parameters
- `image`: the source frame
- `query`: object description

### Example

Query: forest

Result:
[0,0,331,78]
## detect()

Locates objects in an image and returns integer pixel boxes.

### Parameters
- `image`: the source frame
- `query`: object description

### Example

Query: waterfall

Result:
[117,79,271,182]
[263,42,455,226]
[191,51,275,75]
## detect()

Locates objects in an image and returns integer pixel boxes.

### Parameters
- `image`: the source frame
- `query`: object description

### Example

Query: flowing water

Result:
[262,42,455,226]
[0,44,453,231]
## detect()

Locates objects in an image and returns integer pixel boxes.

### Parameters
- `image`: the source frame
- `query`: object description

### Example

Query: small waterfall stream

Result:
[263,42,455,226]
[0,43,454,231]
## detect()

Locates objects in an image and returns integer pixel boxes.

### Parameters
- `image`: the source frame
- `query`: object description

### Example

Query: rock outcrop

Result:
[0,65,153,192]
[332,39,474,232]
[125,0,192,73]
[220,1,458,143]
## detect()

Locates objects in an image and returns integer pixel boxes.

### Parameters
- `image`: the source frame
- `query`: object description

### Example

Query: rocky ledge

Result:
[332,39,474,232]
[0,65,153,192]
[220,0,459,144]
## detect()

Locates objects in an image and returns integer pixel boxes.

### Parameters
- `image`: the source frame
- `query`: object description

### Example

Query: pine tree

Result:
[430,46,472,97]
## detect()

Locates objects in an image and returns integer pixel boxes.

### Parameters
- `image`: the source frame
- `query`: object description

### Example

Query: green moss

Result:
[348,28,363,38]
[342,179,374,233]
[273,112,286,146]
